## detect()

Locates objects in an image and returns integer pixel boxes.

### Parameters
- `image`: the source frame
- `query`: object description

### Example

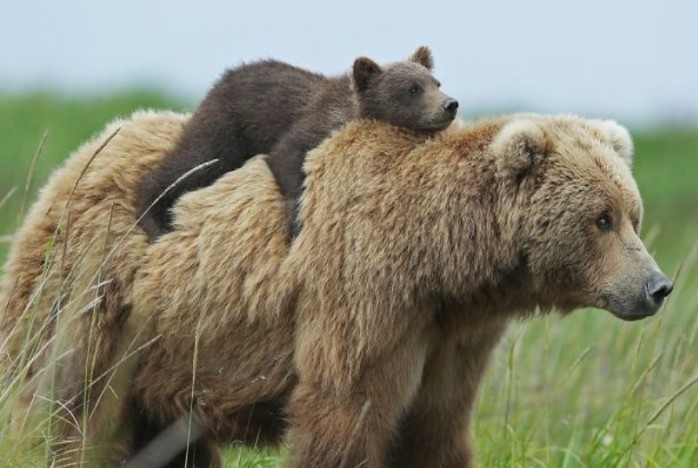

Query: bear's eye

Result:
[630,215,641,233]
[409,84,422,95]
[596,213,613,231]
[632,220,640,233]
[435,79,441,88]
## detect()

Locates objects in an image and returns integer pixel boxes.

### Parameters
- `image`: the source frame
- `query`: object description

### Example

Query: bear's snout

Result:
[610,269,673,321]
[644,271,673,310]
[442,98,459,117]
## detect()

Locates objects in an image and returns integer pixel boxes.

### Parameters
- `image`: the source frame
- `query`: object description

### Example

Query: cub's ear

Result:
[352,57,382,93]
[491,119,547,178]
[409,46,434,70]
[597,119,634,166]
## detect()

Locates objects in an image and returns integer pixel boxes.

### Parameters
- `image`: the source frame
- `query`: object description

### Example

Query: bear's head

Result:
[492,116,672,321]
[352,46,458,133]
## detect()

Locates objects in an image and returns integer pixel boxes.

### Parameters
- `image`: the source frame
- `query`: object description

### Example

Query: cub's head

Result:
[352,46,458,133]
[492,116,672,320]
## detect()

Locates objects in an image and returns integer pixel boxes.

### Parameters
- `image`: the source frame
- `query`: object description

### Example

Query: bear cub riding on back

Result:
[136,46,458,239]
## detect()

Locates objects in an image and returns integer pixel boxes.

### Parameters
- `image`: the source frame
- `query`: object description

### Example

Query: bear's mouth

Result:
[606,296,663,322]
[421,114,456,132]
[612,310,656,321]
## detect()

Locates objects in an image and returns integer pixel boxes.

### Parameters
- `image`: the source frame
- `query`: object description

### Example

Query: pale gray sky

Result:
[1,0,697,125]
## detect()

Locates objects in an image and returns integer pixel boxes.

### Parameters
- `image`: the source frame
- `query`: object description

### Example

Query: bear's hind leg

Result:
[127,410,222,468]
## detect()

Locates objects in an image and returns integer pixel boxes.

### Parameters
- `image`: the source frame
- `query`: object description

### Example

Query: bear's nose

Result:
[443,98,459,115]
[645,271,673,306]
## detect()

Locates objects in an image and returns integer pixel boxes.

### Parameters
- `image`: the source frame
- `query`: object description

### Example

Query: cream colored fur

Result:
[0,111,661,468]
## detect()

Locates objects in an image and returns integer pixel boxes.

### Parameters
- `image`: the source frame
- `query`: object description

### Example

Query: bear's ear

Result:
[409,46,434,70]
[352,57,382,93]
[597,119,634,166]
[491,119,547,178]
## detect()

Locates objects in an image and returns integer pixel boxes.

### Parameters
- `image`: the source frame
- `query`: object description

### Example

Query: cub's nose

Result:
[645,272,673,307]
[442,98,459,116]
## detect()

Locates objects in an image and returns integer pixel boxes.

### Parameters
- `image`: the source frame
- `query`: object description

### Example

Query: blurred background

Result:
[2,0,698,125]
[1,0,697,466]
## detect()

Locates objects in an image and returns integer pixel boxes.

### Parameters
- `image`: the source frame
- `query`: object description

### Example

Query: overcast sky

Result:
[1,0,697,126]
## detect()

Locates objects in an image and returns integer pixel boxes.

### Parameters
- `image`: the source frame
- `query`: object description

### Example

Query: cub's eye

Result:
[409,84,422,95]
[435,80,441,88]
[596,213,612,231]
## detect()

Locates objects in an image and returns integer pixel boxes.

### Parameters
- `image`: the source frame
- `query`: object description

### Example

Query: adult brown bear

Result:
[0,112,671,467]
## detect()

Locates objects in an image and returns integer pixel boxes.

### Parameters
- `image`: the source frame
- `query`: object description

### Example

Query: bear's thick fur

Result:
[0,111,671,467]
[136,46,457,239]
[0,112,190,466]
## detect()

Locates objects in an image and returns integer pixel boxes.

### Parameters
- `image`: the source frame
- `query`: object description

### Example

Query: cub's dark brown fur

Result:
[136,46,458,238]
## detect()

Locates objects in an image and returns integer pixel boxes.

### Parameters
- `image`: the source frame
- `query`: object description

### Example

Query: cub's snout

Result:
[442,98,459,117]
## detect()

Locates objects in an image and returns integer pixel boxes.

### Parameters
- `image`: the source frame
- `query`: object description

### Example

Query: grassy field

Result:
[0,91,697,467]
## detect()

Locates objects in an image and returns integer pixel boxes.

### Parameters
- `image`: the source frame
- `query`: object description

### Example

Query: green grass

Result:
[1,91,697,466]
[0,90,191,256]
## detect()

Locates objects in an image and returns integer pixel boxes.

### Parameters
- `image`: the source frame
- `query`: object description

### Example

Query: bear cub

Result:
[136,46,458,239]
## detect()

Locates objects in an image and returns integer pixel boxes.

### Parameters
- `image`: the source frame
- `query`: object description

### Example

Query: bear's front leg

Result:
[390,321,507,468]
[285,323,430,468]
